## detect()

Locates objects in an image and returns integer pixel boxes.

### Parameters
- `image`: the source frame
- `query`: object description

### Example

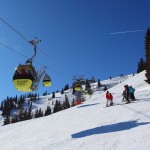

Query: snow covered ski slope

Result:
[0,71,150,150]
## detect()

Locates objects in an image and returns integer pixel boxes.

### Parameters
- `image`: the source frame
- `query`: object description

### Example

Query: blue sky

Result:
[0,0,149,101]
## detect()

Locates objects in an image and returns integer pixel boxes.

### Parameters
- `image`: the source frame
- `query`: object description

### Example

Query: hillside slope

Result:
[0,74,131,126]
[0,71,150,150]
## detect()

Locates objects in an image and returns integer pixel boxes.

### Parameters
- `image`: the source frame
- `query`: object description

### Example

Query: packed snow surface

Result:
[0,71,150,150]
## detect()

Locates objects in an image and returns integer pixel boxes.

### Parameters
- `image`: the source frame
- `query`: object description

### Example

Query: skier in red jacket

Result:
[106,91,113,107]
[109,93,113,106]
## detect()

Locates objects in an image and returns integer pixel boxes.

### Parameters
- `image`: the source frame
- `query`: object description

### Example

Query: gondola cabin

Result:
[85,89,88,93]
[43,75,52,87]
[13,65,37,92]
[73,82,82,91]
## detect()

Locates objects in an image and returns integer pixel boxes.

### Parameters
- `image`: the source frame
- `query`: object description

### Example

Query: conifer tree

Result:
[63,94,70,109]
[27,110,32,120]
[85,80,91,91]
[53,100,62,113]
[15,95,17,104]
[120,74,123,77]
[34,109,39,118]
[23,109,28,120]
[44,106,52,116]
[18,109,24,121]
[145,28,150,83]
[64,84,69,91]
[97,79,101,88]
[61,88,64,94]
[72,87,75,95]
[18,95,25,109]
[11,115,19,124]
[85,80,93,95]
[38,108,43,117]
[1,101,4,110]
[56,90,59,93]
[43,91,48,96]
[58,101,63,111]
[3,116,10,125]
[52,92,55,98]
[2,100,11,116]
[137,58,145,73]
[53,100,59,113]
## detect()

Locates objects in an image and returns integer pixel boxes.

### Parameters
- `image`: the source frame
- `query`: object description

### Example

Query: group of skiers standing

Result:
[105,85,135,107]
[122,85,135,103]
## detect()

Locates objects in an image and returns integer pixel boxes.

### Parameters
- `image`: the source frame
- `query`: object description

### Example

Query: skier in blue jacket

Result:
[129,86,135,100]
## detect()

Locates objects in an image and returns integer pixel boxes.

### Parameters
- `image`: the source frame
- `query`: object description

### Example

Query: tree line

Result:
[2,93,74,126]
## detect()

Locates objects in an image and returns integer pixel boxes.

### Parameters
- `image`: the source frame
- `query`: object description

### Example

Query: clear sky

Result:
[0,0,149,101]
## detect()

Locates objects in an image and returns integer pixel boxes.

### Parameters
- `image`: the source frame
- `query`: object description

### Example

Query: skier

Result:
[109,93,113,106]
[122,89,126,101]
[129,86,135,100]
[124,85,130,103]
[105,91,113,107]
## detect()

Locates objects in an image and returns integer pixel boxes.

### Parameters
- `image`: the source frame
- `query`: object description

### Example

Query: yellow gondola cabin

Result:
[43,75,52,87]
[13,65,37,92]
[73,82,82,91]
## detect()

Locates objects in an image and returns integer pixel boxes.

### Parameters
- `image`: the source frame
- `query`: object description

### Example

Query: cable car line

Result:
[0,41,28,59]
[0,17,29,43]
[10,39,51,92]
[0,17,63,65]
[37,46,74,75]
[37,47,63,66]
[0,17,74,75]
[0,17,72,92]
[0,41,42,66]
[0,41,70,79]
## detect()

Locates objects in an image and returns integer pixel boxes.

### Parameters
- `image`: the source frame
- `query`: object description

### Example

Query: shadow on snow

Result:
[77,103,100,108]
[136,98,150,102]
[72,120,150,138]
